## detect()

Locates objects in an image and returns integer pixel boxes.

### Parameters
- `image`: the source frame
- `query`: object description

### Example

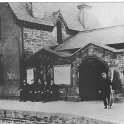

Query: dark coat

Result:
[43,84,50,93]
[49,84,57,94]
[37,83,44,93]
[100,78,112,94]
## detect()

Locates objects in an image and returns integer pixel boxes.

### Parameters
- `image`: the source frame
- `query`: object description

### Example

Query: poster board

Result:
[27,68,34,84]
[118,60,124,71]
[54,65,71,85]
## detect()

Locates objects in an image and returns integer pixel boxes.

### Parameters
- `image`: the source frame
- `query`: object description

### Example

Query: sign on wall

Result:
[54,65,71,85]
[27,68,34,84]
[118,60,124,72]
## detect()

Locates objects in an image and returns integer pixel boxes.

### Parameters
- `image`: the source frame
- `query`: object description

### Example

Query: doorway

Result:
[79,57,108,100]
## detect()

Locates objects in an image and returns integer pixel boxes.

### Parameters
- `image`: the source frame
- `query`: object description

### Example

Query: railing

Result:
[111,90,124,103]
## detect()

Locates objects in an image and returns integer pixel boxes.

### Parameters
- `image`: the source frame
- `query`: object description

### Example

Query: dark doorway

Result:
[79,57,108,101]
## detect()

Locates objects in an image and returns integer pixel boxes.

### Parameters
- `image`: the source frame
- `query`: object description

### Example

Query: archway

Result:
[79,57,108,101]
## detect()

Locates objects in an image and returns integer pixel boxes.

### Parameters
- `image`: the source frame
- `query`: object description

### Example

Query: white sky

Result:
[89,3,124,27]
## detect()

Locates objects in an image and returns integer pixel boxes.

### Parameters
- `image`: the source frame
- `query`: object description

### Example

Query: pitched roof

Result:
[56,51,73,57]
[60,9,84,31]
[25,47,74,67]
[25,47,72,62]
[8,3,84,31]
[8,3,124,32]
[41,3,84,31]
[9,2,54,27]
[55,25,124,52]
[42,3,124,31]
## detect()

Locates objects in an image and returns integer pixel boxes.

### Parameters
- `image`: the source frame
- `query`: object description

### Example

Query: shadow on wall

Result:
[0,86,4,97]
[112,70,122,93]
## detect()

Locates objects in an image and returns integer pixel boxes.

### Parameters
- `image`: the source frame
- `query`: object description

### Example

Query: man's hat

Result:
[102,72,106,75]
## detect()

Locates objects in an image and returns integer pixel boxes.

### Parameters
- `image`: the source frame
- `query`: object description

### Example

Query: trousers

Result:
[102,92,111,107]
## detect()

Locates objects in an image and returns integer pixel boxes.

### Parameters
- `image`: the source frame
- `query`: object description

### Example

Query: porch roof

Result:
[55,25,124,52]
[24,47,73,67]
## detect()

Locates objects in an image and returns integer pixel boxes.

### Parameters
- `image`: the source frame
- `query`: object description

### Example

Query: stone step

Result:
[0,109,114,124]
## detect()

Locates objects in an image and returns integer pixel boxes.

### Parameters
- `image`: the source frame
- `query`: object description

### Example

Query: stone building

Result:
[26,26,124,101]
[0,2,124,101]
[0,2,82,98]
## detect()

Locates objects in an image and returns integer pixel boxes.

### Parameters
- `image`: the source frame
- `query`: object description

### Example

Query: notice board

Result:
[27,68,34,84]
[54,65,71,85]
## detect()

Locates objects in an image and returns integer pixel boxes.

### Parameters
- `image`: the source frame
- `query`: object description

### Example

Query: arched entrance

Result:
[79,57,108,101]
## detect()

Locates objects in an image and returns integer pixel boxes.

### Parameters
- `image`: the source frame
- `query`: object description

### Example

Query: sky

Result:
[88,3,124,27]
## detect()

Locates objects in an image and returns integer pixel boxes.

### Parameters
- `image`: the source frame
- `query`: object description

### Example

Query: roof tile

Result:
[9,2,54,26]
[55,25,124,52]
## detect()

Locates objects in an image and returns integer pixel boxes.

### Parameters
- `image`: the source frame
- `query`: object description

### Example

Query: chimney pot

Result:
[32,3,47,19]
[77,4,91,28]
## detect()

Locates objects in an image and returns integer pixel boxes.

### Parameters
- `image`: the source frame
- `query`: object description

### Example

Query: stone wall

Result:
[23,3,72,58]
[50,44,123,100]
[67,44,115,99]
[23,27,58,58]
[23,25,72,58]
[0,109,114,124]
[27,43,124,100]
[0,4,21,97]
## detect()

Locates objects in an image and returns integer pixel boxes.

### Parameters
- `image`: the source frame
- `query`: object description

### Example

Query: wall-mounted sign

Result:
[54,65,71,85]
[118,60,124,67]
[27,68,34,84]
[118,60,124,72]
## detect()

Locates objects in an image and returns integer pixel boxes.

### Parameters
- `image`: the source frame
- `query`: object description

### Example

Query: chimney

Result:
[32,3,47,19]
[77,4,91,28]
[24,3,32,16]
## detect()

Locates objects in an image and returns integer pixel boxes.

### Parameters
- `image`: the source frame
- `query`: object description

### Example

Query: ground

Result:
[0,100,123,124]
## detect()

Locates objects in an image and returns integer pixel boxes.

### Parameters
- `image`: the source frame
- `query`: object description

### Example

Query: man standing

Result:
[37,79,44,101]
[42,81,50,103]
[99,72,112,109]
[49,80,58,101]
[20,80,28,102]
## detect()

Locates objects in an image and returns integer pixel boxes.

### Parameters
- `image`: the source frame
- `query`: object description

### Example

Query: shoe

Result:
[108,106,112,109]
[104,106,107,109]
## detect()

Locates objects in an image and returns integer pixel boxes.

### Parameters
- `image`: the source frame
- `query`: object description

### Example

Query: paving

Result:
[0,100,123,124]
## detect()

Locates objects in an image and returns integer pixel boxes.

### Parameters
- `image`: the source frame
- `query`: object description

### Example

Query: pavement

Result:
[0,100,123,124]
